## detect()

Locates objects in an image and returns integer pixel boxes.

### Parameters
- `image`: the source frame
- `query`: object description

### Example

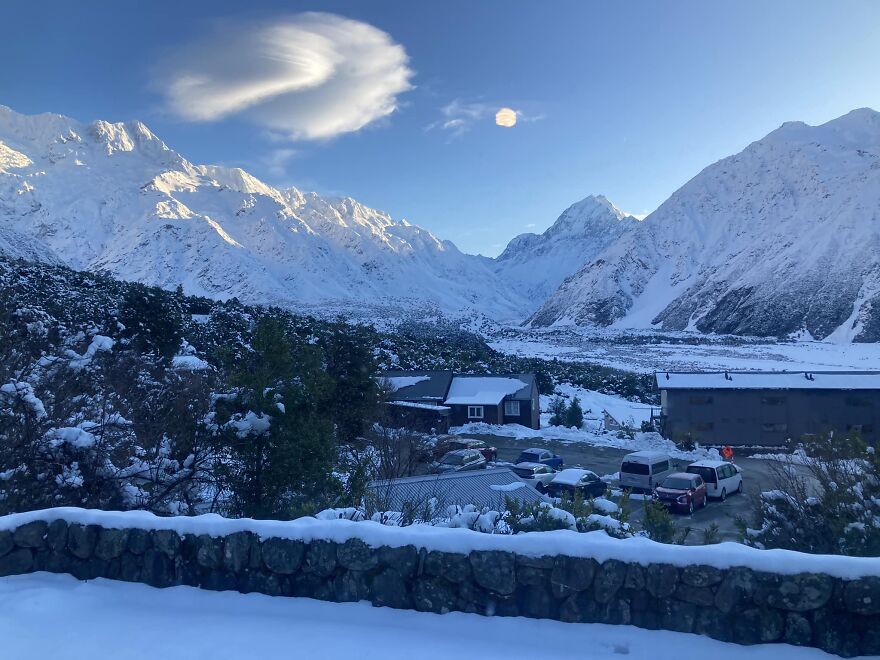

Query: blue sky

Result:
[3,1,880,255]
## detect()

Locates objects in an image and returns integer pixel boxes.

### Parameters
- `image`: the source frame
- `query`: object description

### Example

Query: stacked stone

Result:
[1,519,878,657]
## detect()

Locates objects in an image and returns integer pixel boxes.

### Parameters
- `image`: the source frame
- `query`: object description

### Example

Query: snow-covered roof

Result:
[379,371,453,402]
[388,400,451,412]
[551,468,597,486]
[384,376,430,391]
[656,370,880,391]
[444,376,529,405]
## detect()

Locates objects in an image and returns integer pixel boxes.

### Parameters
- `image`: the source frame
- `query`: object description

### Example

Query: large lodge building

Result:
[656,371,880,447]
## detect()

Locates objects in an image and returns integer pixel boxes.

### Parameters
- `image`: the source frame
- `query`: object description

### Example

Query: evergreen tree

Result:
[565,395,584,429]
[216,317,339,519]
[320,319,381,447]
[548,395,568,426]
[119,283,183,359]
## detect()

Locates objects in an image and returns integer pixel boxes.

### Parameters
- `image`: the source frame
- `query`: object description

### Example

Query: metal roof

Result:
[368,467,547,513]
[655,370,880,391]
[380,370,453,402]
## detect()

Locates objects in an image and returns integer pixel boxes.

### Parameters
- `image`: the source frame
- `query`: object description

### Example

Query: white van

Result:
[685,460,743,500]
[619,451,674,492]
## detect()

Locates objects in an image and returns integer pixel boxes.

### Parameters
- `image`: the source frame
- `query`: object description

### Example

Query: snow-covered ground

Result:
[548,382,655,428]
[489,327,880,374]
[452,421,719,461]
[452,382,714,460]
[0,573,843,660]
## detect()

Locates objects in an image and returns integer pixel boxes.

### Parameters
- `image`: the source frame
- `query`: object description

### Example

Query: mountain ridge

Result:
[528,107,880,342]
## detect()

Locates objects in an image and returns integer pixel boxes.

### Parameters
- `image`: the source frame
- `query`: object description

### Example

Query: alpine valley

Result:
[2,104,880,342]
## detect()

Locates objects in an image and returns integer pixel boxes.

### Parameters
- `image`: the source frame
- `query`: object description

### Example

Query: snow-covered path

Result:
[0,573,843,659]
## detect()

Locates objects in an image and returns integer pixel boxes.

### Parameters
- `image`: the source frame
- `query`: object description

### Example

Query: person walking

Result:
[722,444,734,462]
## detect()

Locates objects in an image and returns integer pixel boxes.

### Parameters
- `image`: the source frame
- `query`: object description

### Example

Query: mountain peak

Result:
[762,107,880,150]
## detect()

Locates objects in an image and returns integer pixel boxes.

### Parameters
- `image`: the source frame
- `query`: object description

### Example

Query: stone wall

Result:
[1,517,879,657]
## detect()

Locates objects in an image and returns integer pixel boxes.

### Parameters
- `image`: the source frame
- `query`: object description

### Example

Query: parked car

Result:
[516,447,563,469]
[546,468,607,499]
[653,472,708,514]
[618,450,674,492]
[511,462,557,491]
[435,438,497,462]
[686,460,743,500]
[433,449,487,473]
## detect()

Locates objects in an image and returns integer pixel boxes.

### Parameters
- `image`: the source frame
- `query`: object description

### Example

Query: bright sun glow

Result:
[495,107,517,127]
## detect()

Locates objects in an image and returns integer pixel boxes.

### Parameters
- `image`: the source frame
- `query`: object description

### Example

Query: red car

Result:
[434,438,497,462]
[653,472,707,514]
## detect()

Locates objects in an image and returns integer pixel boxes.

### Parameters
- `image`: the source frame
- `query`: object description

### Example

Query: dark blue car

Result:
[515,447,563,469]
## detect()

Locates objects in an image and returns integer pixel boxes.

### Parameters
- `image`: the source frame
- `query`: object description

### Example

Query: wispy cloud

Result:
[263,148,299,178]
[152,12,413,141]
[427,99,544,137]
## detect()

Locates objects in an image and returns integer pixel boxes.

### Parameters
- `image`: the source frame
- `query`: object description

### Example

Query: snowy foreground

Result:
[0,573,843,660]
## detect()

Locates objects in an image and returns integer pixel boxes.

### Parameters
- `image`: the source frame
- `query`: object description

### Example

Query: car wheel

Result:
[737,479,743,494]
[535,482,545,493]
[701,494,708,508]
[720,488,727,502]
[688,500,694,515]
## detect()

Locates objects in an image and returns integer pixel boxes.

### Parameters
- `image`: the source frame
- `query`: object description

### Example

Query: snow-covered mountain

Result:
[529,108,880,342]
[491,195,637,307]
[0,105,530,319]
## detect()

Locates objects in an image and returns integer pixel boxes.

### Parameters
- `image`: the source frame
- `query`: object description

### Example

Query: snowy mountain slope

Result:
[0,226,62,264]
[529,108,880,342]
[0,105,529,319]
[492,195,637,307]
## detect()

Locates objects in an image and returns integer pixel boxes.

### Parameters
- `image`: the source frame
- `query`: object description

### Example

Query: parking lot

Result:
[457,432,787,544]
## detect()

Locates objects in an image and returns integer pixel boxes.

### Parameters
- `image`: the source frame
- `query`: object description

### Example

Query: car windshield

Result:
[520,452,540,462]
[686,466,717,483]
[621,461,650,475]
[441,454,464,465]
[661,477,694,490]
[512,467,535,478]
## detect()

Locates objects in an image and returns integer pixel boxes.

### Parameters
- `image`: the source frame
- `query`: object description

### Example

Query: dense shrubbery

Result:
[0,258,381,519]
[743,434,880,556]
[0,256,657,521]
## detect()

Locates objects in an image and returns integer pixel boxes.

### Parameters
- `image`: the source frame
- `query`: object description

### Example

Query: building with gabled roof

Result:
[378,370,540,431]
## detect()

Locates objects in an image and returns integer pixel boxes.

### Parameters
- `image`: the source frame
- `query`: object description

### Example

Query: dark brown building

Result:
[443,374,540,429]
[380,371,453,433]
[656,371,880,447]
[379,371,540,431]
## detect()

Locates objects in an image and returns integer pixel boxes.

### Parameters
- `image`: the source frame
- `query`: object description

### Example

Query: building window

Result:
[761,396,786,406]
[846,396,872,408]
[762,422,788,432]
[689,395,713,405]
[504,400,520,416]
[847,424,874,434]
[694,422,714,432]
[467,406,484,419]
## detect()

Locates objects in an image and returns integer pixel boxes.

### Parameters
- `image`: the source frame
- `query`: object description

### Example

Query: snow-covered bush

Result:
[744,434,880,556]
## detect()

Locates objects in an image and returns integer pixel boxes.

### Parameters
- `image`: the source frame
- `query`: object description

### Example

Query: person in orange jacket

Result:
[722,445,734,462]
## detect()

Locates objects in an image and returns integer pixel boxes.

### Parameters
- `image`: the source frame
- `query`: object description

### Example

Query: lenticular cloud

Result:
[155,13,413,140]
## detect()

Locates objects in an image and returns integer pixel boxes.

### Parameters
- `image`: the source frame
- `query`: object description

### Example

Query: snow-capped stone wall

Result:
[0,508,878,657]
